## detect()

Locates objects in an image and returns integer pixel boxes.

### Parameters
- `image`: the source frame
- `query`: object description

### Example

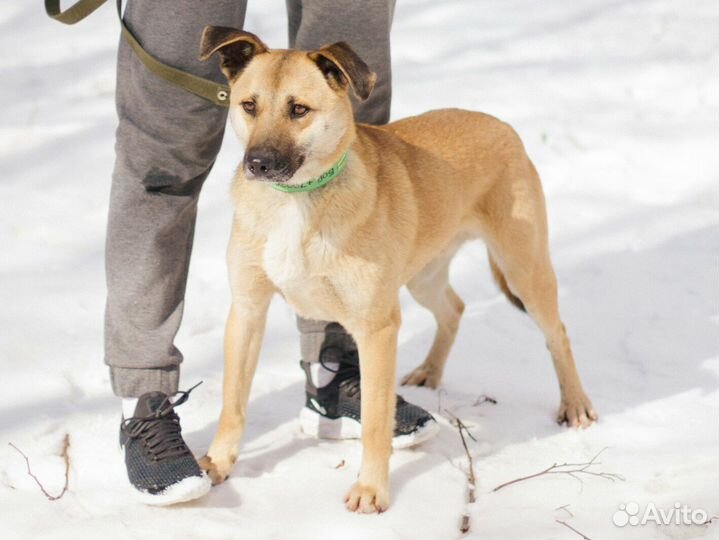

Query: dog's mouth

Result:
[246,170,291,184]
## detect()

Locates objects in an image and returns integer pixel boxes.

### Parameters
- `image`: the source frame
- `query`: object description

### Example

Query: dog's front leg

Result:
[199,267,274,485]
[344,308,400,513]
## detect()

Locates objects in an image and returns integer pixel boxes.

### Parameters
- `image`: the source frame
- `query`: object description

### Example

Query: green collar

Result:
[271,152,347,193]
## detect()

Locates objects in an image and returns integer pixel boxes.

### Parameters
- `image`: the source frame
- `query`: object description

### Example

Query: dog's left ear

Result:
[199,26,268,81]
[309,42,376,101]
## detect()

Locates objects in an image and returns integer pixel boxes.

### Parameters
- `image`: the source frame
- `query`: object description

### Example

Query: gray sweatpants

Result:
[105,0,395,397]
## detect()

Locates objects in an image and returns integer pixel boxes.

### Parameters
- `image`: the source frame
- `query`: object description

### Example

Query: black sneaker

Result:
[298,347,440,449]
[119,383,210,505]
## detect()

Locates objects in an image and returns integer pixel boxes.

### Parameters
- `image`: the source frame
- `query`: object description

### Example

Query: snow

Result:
[1,0,718,538]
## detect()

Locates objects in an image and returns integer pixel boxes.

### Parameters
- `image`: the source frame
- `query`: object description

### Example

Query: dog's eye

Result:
[241,101,256,115]
[290,104,310,118]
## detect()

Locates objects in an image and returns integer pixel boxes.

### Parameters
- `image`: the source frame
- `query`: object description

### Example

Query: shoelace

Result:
[121,381,202,463]
[319,346,361,397]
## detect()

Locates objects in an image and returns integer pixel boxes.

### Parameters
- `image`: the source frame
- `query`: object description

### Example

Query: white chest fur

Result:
[261,198,309,288]
[257,193,379,323]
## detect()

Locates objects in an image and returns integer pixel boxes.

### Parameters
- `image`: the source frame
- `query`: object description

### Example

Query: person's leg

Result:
[106,0,247,398]
[287,0,395,124]
[107,0,247,504]
[287,1,438,447]
[288,0,395,370]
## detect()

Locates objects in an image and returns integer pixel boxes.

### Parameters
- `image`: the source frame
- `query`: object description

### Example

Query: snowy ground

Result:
[1,0,718,538]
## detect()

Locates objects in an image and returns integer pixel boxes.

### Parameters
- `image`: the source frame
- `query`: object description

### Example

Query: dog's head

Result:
[200,27,376,185]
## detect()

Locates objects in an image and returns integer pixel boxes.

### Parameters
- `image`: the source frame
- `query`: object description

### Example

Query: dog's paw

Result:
[344,482,389,513]
[198,454,233,486]
[557,391,598,428]
[401,364,440,389]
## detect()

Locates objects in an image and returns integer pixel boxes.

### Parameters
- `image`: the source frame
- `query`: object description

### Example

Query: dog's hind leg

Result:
[401,254,465,389]
[482,165,597,427]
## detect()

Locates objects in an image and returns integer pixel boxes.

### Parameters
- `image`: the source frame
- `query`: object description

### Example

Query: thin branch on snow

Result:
[8,434,71,501]
[555,504,574,518]
[491,447,623,493]
[444,410,477,534]
[555,519,593,540]
[444,410,478,442]
[472,394,497,406]
[436,388,447,414]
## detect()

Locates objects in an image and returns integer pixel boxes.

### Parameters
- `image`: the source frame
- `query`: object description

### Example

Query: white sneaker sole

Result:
[299,407,440,450]
[130,472,212,506]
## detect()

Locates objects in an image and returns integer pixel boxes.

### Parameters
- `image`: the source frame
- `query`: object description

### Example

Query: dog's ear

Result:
[199,26,268,81]
[308,42,376,101]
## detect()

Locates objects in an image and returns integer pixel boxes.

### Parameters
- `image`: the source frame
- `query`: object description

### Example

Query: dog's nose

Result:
[244,148,287,178]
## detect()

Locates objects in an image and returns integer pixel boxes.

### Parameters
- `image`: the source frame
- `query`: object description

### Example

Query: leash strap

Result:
[44,0,231,107]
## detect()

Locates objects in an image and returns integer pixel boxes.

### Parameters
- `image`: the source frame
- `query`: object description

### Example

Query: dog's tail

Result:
[487,252,526,312]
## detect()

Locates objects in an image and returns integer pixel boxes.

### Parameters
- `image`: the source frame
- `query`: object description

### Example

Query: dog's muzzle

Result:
[244,147,296,182]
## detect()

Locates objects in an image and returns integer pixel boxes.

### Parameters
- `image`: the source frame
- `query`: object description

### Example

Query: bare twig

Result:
[436,388,447,414]
[700,515,719,525]
[555,504,574,518]
[473,394,497,406]
[444,410,477,534]
[492,447,623,493]
[555,519,592,539]
[444,410,477,442]
[460,512,472,533]
[8,434,70,501]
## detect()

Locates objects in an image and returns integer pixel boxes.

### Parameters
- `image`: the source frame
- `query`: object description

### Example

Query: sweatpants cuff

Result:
[297,319,357,364]
[109,366,180,398]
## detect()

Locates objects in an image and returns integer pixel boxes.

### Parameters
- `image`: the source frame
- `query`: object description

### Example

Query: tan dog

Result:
[197,26,597,513]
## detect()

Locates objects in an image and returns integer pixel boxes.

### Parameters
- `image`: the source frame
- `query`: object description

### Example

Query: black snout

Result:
[244,147,288,180]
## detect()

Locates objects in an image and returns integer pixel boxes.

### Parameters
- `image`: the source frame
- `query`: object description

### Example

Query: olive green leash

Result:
[44,0,231,107]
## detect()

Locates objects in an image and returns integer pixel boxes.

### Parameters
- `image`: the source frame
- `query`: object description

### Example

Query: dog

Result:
[196,26,597,513]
